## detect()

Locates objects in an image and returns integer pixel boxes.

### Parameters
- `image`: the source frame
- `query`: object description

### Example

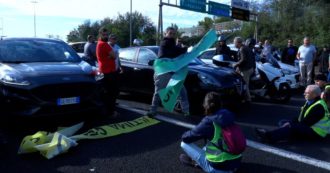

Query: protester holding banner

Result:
[146,27,190,117]
[180,92,243,172]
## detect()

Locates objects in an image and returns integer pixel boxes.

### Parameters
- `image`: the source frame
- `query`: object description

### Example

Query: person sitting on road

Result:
[314,73,329,92]
[180,92,242,173]
[255,84,330,143]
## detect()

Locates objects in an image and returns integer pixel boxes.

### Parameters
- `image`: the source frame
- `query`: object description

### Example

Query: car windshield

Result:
[0,39,81,63]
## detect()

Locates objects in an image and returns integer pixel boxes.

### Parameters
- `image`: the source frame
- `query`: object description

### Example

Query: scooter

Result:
[212,55,291,103]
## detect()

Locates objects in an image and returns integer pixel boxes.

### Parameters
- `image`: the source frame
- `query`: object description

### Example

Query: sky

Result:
[0,0,235,41]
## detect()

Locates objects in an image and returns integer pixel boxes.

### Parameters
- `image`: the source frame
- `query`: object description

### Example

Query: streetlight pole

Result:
[31,1,38,37]
[130,0,132,46]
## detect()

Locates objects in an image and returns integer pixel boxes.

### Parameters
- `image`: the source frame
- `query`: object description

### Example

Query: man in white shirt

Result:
[108,34,122,73]
[297,37,317,86]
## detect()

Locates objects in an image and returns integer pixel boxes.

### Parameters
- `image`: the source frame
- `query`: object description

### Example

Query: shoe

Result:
[145,111,156,118]
[183,112,190,116]
[254,128,272,143]
[179,154,199,168]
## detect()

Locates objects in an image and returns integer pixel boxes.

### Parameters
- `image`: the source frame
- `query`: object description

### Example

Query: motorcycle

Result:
[212,54,291,103]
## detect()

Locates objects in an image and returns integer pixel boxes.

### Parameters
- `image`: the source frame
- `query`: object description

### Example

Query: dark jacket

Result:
[281,46,298,65]
[158,37,187,58]
[215,44,231,59]
[318,50,330,73]
[236,45,255,71]
[295,97,325,127]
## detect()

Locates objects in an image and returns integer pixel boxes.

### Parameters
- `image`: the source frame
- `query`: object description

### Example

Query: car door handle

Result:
[134,67,141,71]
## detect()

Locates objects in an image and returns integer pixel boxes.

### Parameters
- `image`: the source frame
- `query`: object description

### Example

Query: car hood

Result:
[189,63,236,78]
[0,62,93,77]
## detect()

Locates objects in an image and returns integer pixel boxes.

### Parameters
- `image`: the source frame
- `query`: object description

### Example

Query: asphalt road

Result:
[1,92,330,173]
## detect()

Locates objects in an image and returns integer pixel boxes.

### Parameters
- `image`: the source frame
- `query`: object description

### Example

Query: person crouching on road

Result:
[180,92,242,173]
[255,85,330,143]
[96,27,119,118]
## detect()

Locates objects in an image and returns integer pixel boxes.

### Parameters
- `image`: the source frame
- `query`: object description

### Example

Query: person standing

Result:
[297,37,317,86]
[281,39,298,65]
[96,27,118,117]
[261,39,273,61]
[255,85,330,143]
[108,34,123,74]
[179,92,243,172]
[214,36,231,61]
[233,37,255,103]
[84,35,97,66]
[317,45,330,76]
[146,27,190,117]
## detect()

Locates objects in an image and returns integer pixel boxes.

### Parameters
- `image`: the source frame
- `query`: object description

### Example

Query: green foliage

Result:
[67,12,156,47]
[239,0,330,49]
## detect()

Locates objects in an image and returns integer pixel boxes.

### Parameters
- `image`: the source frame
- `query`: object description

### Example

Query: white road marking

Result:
[118,104,330,171]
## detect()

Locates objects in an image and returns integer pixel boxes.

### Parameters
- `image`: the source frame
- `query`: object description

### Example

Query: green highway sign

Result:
[180,0,206,13]
[208,1,230,17]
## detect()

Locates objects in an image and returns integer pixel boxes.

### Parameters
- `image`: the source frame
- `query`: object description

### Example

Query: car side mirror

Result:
[212,55,230,67]
[148,59,155,66]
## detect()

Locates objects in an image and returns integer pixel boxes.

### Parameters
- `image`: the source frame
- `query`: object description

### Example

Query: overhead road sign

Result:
[231,7,250,21]
[231,0,249,10]
[180,0,206,13]
[208,1,230,17]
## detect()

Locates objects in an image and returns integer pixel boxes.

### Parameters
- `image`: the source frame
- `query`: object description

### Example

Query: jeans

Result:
[299,61,313,86]
[150,72,189,113]
[180,142,233,173]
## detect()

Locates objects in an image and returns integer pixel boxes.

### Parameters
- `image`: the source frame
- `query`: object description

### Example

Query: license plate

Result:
[57,97,80,106]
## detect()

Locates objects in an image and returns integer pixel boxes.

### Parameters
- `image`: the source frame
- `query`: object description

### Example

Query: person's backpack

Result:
[221,124,246,155]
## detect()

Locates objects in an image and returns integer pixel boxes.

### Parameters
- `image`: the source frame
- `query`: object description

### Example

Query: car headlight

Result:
[0,74,30,86]
[197,73,221,87]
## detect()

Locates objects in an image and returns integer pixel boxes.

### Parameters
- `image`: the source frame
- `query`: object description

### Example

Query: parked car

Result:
[68,42,86,57]
[118,46,246,114]
[0,38,100,116]
[198,47,300,89]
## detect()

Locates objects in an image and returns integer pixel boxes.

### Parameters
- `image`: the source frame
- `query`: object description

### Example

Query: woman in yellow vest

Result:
[180,92,242,173]
[255,85,330,143]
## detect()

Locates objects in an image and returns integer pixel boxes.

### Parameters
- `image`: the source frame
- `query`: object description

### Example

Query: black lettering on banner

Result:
[124,122,135,127]
[84,127,107,136]
[141,117,150,123]
[163,90,174,103]
[132,119,143,126]
[108,124,119,130]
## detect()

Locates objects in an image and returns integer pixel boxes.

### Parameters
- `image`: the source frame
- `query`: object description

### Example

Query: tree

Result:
[198,17,214,33]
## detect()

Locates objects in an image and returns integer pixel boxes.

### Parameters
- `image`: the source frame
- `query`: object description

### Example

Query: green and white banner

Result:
[154,29,217,112]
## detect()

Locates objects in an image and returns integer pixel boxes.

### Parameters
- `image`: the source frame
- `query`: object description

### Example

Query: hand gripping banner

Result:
[18,116,160,159]
[154,29,217,112]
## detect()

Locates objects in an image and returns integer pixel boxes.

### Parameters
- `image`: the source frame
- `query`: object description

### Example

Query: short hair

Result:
[314,73,327,82]
[307,85,321,96]
[87,35,93,40]
[166,27,175,33]
[99,27,108,34]
[234,37,243,44]
[323,86,330,102]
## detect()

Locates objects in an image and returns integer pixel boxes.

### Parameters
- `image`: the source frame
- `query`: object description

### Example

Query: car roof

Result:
[1,37,64,43]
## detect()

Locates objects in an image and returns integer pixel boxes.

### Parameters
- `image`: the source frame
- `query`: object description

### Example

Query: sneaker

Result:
[254,128,272,143]
[145,111,156,118]
[179,154,199,168]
